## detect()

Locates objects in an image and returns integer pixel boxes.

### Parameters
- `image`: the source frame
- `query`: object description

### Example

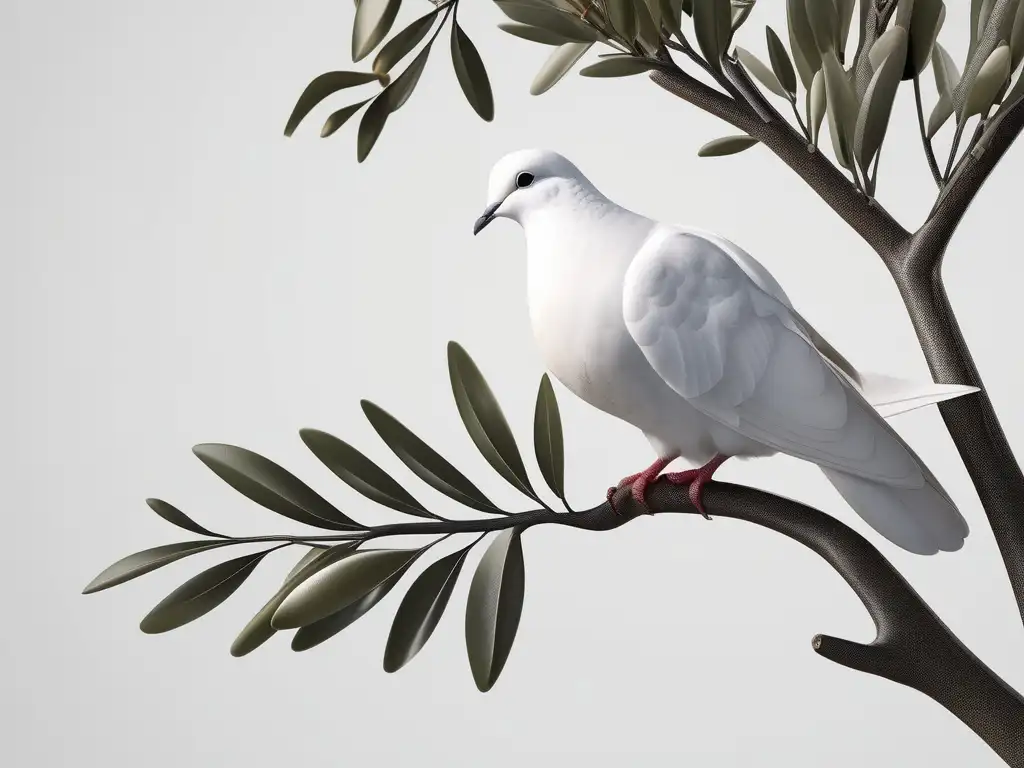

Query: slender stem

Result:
[943,120,966,181]
[913,74,943,187]
[790,98,810,142]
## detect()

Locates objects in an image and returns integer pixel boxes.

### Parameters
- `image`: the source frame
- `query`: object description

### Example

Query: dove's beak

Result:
[473,203,500,236]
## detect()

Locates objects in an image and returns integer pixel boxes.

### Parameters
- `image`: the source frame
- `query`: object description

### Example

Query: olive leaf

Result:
[299,428,436,519]
[808,67,827,145]
[291,558,416,651]
[383,544,473,672]
[635,0,661,52]
[352,0,403,63]
[82,540,236,594]
[579,56,659,77]
[692,0,733,71]
[766,26,798,96]
[927,41,960,137]
[361,400,502,514]
[731,0,756,32]
[736,47,788,98]
[139,550,269,635]
[787,0,820,88]
[373,11,437,75]
[661,0,684,37]
[272,548,419,629]
[605,0,638,43]
[869,27,908,72]
[494,2,602,43]
[804,0,839,54]
[855,28,908,172]
[451,22,494,121]
[465,528,526,693]
[821,48,859,169]
[963,43,1011,118]
[906,0,946,78]
[533,374,566,504]
[230,543,357,657]
[531,42,593,95]
[448,341,537,499]
[320,99,372,138]
[283,71,381,137]
[358,43,432,162]
[697,134,760,156]
[145,498,222,538]
[192,443,358,530]
[498,22,575,46]
[954,0,1017,118]
[835,0,856,58]
[1012,0,1024,69]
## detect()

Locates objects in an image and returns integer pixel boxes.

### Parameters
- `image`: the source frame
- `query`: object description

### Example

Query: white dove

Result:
[472,149,977,555]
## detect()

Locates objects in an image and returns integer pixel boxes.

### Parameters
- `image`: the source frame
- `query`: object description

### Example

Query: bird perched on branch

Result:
[473,148,977,555]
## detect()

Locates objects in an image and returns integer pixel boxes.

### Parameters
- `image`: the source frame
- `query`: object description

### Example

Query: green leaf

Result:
[766,25,798,96]
[578,56,658,77]
[498,22,575,46]
[963,42,1012,118]
[145,498,222,538]
[821,48,859,168]
[731,0,756,31]
[139,550,268,634]
[192,443,357,530]
[868,26,908,72]
[385,42,432,113]
[926,41,960,136]
[448,341,536,499]
[272,548,418,629]
[692,0,733,71]
[283,71,380,137]
[635,0,661,51]
[299,428,435,519]
[373,12,437,75]
[383,545,472,672]
[605,0,638,42]
[808,67,826,145]
[804,0,838,54]
[787,0,820,88]
[661,0,684,36]
[531,42,593,95]
[451,22,495,122]
[230,543,357,657]
[320,99,372,138]
[955,1,1017,118]
[291,560,414,651]
[696,134,760,156]
[906,0,946,77]
[855,27,908,171]
[361,400,501,514]
[533,374,565,503]
[494,2,603,43]
[835,0,856,58]
[736,47,788,98]
[465,528,526,692]
[82,540,235,594]
[352,0,403,63]
[357,87,395,161]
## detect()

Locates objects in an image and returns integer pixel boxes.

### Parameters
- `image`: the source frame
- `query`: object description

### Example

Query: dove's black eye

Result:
[516,172,535,188]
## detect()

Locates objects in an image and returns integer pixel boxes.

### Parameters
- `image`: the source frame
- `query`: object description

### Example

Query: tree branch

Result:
[648,65,911,259]
[252,479,1024,765]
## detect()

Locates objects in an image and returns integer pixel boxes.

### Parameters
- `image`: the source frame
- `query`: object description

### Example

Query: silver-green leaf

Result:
[451,22,495,121]
[808,67,826,145]
[299,428,435,519]
[465,528,526,692]
[283,71,381,137]
[805,0,839,54]
[606,0,638,42]
[82,540,236,594]
[498,22,575,46]
[145,498,222,538]
[383,544,472,672]
[821,48,859,168]
[494,2,602,43]
[787,0,821,88]
[736,47,788,98]
[697,134,760,156]
[533,374,565,503]
[352,0,403,63]
[855,28,908,171]
[766,25,798,96]
[373,11,437,75]
[692,0,732,71]
[448,341,536,499]
[531,42,593,95]
[272,548,418,629]
[192,443,357,530]
[320,99,372,138]
[963,42,1012,118]
[579,56,658,77]
[907,0,946,77]
[926,41,960,137]
[140,550,268,634]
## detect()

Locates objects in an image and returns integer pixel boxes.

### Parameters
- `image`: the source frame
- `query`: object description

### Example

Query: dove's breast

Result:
[523,211,759,463]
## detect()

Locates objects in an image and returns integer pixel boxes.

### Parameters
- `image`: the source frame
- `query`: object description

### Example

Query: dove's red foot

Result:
[664,454,729,520]
[606,457,674,514]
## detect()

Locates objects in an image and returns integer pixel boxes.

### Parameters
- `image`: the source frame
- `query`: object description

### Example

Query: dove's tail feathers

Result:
[819,467,969,555]
[856,371,980,419]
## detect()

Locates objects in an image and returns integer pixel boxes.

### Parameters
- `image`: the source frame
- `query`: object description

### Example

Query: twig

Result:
[913,74,943,187]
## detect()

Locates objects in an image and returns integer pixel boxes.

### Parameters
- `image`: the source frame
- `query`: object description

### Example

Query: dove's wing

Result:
[621,227,927,488]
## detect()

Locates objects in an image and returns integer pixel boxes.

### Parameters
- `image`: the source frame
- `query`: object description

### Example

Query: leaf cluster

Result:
[83,343,570,692]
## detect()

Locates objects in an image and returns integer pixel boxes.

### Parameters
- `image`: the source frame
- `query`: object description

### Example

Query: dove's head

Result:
[473,149,599,235]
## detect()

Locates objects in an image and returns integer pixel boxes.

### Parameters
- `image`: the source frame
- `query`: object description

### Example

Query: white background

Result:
[5,1,1023,765]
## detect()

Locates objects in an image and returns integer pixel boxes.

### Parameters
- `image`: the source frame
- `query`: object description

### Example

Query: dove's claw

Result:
[664,454,729,520]
[606,457,674,514]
